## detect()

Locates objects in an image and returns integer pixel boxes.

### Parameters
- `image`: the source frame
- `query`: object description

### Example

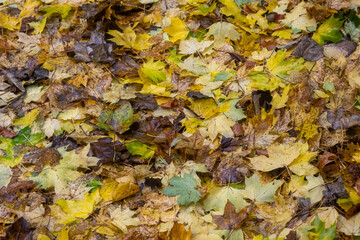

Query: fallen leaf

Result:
[312,15,344,45]
[240,173,282,203]
[212,200,248,230]
[163,173,201,206]
[250,144,301,172]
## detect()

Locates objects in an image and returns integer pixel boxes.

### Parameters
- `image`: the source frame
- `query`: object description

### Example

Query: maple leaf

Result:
[266,50,305,81]
[204,186,248,214]
[177,55,207,75]
[163,173,201,206]
[100,177,140,202]
[103,82,137,104]
[0,12,21,31]
[109,207,141,233]
[249,144,301,172]
[42,119,61,138]
[308,215,336,240]
[212,200,248,230]
[205,22,241,47]
[138,59,166,83]
[179,38,213,55]
[30,145,99,195]
[41,4,72,18]
[282,2,317,32]
[240,173,283,203]
[125,140,156,159]
[164,18,189,43]
[287,175,325,204]
[51,189,101,225]
[107,28,152,51]
[206,114,235,141]
[312,15,344,45]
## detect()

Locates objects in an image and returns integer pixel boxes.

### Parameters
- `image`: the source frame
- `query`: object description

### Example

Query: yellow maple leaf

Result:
[107,28,152,51]
[206,114,235,141]
[250,144,301,172]
[288,142,318,176]
[51,189,101,225]
[100,177,140,202]
[0,12,21,31]
[109,207,141,233]
[140,84,170,97]
[189,98,219,119]
[272,85,291,109]
[20,0,41,18]
[282,2,316,31]
[164,17,189,43]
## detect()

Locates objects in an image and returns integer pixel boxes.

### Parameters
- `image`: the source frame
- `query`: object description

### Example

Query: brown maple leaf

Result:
[212,200,249,230]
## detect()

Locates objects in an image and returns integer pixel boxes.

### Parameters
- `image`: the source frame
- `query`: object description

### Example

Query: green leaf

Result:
[163,173,201,206]
[248,71,278,91]
[312,15,344,45]
[86,180,102,193]
[309,215,336,240]
[235,0,258,6]
[213,71,232,81]
[139,59,166,83]
[97,102,134,134]
[266,49,305,80]
[41,4,72,18]
[348,10,360,27]
[12,126,44,146]
[125,140,156,159]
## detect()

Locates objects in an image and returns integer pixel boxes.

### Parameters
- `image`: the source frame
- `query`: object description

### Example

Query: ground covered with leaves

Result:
[1,0,360,239]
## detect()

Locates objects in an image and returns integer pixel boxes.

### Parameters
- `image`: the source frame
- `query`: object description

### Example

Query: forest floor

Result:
[0,0,360,239]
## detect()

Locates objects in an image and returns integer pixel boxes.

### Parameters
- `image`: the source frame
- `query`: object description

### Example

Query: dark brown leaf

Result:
[212,201,248,230]
[22,148,61,171]
[213,158,249,184]
[291,36,324,61]
[5,217,32,240]
[90,137,129,164]
[252,90,272,115]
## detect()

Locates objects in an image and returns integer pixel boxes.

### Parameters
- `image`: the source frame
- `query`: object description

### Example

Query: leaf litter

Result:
[0,0,360,239]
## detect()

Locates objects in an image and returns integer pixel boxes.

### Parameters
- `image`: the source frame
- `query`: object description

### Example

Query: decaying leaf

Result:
[1,0,360,238]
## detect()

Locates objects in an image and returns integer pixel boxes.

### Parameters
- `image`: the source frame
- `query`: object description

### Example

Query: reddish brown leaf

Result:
[0,127,17,138]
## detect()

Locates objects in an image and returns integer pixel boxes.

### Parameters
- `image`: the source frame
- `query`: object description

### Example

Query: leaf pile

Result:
[0,0,360,239]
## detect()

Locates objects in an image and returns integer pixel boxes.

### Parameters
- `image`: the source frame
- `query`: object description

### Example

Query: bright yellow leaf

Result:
[164,18,189,43]
[52,189,101,225]
[100,177,140,202]
[107,28,152,51]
